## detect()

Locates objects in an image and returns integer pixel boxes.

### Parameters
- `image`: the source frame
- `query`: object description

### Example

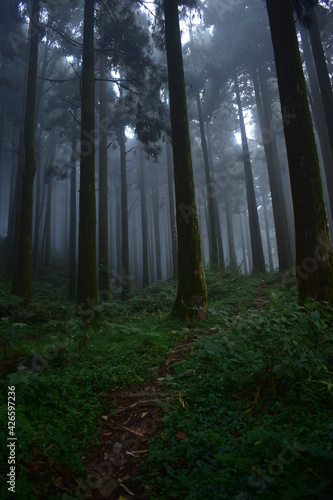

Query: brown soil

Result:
[76,332,209,499]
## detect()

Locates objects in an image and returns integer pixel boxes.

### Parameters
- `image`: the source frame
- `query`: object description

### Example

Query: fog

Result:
[0,0,332,298]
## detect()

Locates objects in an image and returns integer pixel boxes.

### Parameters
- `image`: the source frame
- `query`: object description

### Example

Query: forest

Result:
[0,0,333,498]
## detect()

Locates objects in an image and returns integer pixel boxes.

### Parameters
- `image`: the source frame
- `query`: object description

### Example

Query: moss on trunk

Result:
[77,0,97,308]
[266,0,333,303]
[234,74,266,274]
[11,0,40,303]
[98,54,110,293]
[163,0,207,320]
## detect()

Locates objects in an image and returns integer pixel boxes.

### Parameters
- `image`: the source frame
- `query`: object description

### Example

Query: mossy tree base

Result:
[163,0,207,320]
[266,0,333,305]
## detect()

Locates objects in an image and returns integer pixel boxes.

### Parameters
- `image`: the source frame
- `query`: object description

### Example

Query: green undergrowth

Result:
[0,265,316,498]
[138,294,333,499]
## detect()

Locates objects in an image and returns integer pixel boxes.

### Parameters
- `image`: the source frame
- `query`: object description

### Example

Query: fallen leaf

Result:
[95,477,119,498]
[176,431,188,440]
[178,391,186,408]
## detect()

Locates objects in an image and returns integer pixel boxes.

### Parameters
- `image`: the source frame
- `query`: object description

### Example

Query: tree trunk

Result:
[225,189,237,270]
[77,0,97,309]
[32,126,43,271]
[139,149,149,286]
[196,95,219,266]
[300,25,333,222]
[261,185,274,272]
[206,121,225,271]
[238,211,248,274]
[234,74,266,273]
[163,0,207,319]
[266,0,333,303]
[69,111,79,301]
[44,178,52,267]
[12,0,40,302]
[152,164,162,280]
[307,11,333,168]
[166,140,178,279]
[98,54,110,293]
[119,126,129,299]
[253,65,293,271]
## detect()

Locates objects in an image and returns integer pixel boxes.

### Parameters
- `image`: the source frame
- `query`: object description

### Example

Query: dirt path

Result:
[76,280,275,499]
[78,333,203,499]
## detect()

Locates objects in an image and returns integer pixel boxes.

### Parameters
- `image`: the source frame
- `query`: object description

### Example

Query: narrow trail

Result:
[79,333,202,499]
[76,279,275,499]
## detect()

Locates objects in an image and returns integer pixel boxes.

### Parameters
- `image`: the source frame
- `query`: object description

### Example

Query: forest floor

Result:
[0,257,333,499]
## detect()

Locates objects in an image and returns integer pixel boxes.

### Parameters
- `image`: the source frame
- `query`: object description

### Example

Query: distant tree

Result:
[69,111,79,301]
[187,27,219,267]
[234,73,266,273]
[163,0,207,319]
[266,0,333,302]
[98,53,110,293]
[252,64,293,271]
[166,138,178,279]
[77,0,98,309]
[11,0,40,302]
[138,148,150,286]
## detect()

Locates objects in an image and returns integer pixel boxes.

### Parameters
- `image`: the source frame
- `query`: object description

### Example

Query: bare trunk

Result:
[98,54,110,292]
[77,0,97,309]
[163,0,207,319]
[266,0,333,303]
[12,0,40,302]
[234,73,265,273]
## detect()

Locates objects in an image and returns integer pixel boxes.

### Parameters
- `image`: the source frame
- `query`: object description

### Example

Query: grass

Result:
[0,262,332,498]
[138,293,333,499]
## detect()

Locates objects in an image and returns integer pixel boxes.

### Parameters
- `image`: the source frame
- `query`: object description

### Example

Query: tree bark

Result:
[300,25,333,222]
[139,149,149,286]
[234,73,266,273]
[98,53,110,293]
[163,0,207,319]
[225,189,237,270]
[307,11,333,169]
[196,95,219,266]
[119,126,129,299]
[166,140,178,279]
[266,0,333,303]
[152,164,162,280]
[261,185,274,272]
[44,178,52,267]
[77,0,97,308]
[206,121,225,271]
[11,0,40,302]
[253,65,293,271]
[238,211,248,274]
[69,111,79,301]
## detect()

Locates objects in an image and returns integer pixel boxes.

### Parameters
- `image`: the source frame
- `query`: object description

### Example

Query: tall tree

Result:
[69,111,79,301]
[166,139,178,279]
[253,65,293,271]
[234,73,266,273]
[12,0,40,302]
[98,53,110,293]
[163,0,207,319]
[77,0,97,308]
[306,7,333,164]
[266,0,333,302]
[139,149,150,286]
